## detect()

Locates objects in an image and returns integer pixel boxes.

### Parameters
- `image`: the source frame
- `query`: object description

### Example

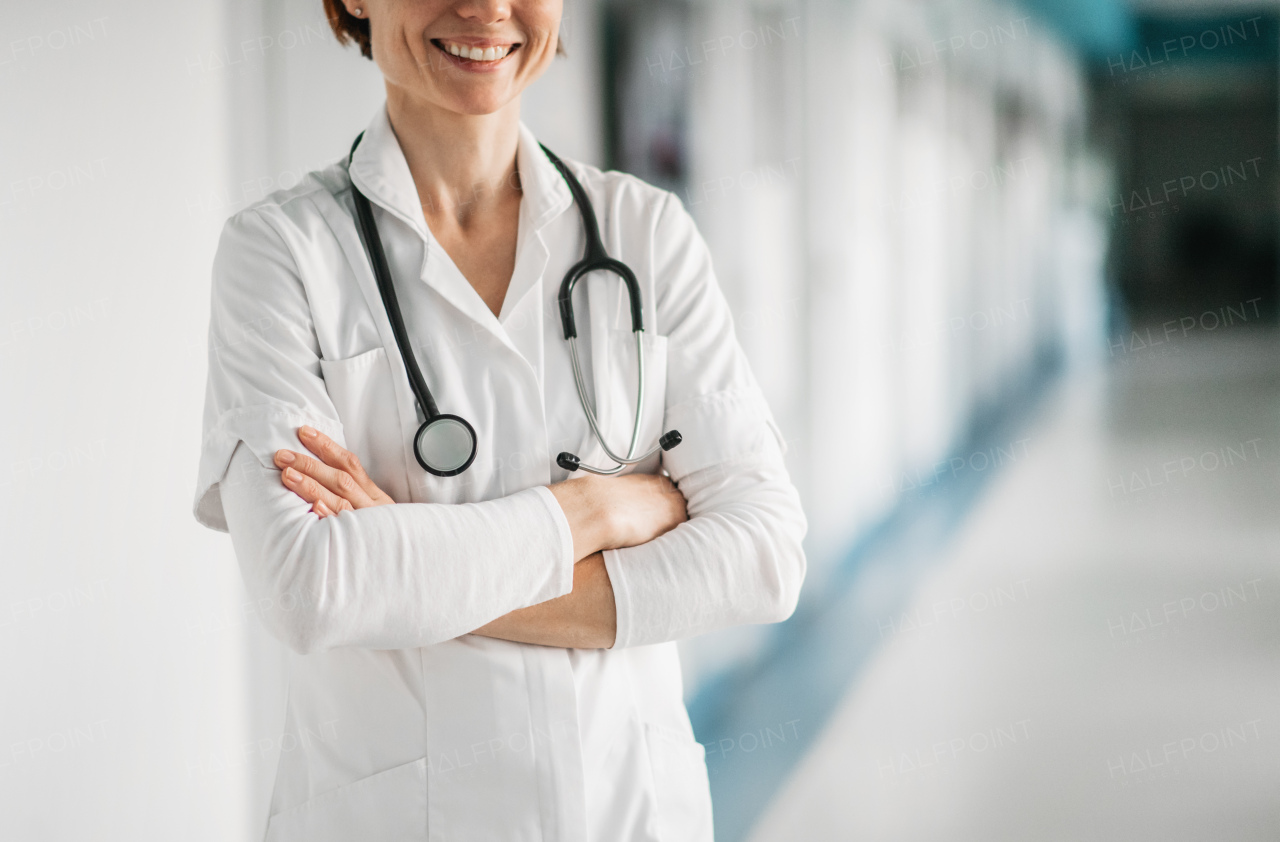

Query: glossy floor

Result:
[749,329,1280,841]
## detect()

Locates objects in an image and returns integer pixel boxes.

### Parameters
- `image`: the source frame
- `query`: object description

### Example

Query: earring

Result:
[353,7,363,16]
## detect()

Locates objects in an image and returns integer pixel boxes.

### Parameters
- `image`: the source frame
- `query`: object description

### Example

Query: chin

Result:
[441,92,514,117]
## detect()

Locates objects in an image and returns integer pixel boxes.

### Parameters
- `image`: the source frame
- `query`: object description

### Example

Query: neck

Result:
[385,83,523,227]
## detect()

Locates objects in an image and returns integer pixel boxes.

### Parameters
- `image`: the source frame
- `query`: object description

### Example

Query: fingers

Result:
[273,447,378,509]
[297,426,387,502]
[611,472,689,543]
[280,465,354,515]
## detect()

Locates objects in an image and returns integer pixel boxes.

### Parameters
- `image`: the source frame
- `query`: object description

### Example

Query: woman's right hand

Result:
[548,472,688,562]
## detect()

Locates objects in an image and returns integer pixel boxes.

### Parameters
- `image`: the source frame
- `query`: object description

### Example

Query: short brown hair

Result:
[322,1,564,60]
[324,0,373,58]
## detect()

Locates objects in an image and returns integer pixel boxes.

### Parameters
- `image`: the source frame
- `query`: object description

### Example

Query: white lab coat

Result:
[194,103,807,842]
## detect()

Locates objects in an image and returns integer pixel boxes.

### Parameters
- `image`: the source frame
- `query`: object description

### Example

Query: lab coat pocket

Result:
[319,346,411,503]
[597,330,668,471]
[264,757,427,842]
[643,721,714,842]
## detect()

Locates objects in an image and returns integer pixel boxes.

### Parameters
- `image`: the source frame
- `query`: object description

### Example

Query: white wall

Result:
[0,1,605,838]
[0,3,253,839]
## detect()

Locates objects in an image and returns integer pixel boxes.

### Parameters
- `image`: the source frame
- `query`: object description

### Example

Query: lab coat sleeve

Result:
[194,207,575,653]
[602,192,808,649]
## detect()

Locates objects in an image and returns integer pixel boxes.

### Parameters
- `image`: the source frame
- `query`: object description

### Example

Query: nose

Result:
[451,0,511,26]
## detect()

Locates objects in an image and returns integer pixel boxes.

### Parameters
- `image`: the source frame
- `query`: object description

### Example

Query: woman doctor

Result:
[193,0,806,839]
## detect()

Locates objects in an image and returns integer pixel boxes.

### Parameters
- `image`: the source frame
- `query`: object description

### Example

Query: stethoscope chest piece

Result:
[414,414,478,477]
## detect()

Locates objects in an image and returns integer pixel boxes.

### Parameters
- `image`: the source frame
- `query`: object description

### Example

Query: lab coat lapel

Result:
[499,124,573,323]
[347,105,551,358]
[497,124,576,395]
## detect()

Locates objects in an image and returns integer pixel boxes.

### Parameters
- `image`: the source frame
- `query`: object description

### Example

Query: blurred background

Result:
[2,0,1278,839]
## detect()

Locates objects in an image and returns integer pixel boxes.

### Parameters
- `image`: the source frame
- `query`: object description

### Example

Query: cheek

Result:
[375,19,432,74]
[523,35,559,75]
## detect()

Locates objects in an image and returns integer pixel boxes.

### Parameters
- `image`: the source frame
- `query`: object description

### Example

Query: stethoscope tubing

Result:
[349,134,441,421]
[346,132,678,478]
[566,331,663,474]
[542,144,665,475]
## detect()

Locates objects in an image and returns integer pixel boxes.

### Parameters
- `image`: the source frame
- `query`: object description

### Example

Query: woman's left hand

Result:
[273,426,394,518]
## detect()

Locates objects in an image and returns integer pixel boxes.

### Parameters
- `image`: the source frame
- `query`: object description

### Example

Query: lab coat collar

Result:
[346,104,574,353]
[347,103,574,241]
[514,120,576,231]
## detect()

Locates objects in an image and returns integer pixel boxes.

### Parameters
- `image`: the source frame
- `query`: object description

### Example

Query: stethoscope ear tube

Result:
[539,141,684,476]
[540,143,645,341]
[557,257,644,340]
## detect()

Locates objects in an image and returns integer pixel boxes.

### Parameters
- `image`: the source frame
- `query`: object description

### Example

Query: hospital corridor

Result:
[741,330,1280,841]
[3,0,1279,839]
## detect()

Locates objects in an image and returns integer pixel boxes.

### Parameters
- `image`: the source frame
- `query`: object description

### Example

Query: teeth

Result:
[442,41,511,62]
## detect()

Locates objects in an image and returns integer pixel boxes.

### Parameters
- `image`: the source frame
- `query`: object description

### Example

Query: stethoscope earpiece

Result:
[556,428,681,475]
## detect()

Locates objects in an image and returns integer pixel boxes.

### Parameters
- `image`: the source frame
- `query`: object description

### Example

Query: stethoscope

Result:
[348,133,682,477]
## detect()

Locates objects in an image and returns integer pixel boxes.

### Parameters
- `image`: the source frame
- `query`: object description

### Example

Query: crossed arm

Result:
[271,425,688,650]
[207,196,804,655]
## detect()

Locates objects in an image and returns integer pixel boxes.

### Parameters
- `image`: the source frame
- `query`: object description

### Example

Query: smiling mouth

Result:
[432,39,520,63]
